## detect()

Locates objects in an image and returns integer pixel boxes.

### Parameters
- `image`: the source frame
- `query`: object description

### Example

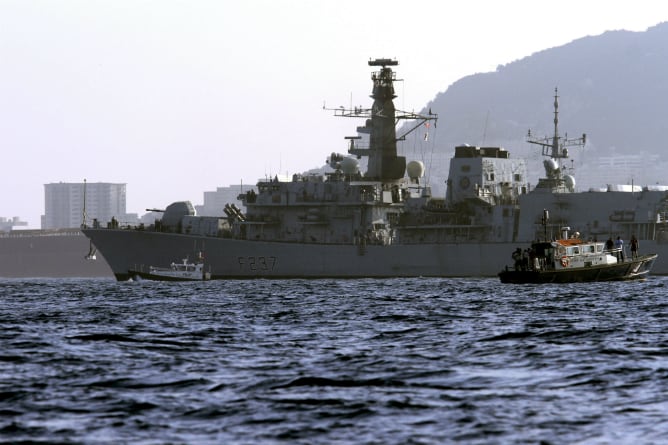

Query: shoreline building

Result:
[196,185,254,217]
[0,217,28,232]
[43,182,136,229]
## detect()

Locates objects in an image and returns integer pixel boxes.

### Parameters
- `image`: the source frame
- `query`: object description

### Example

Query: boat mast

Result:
[81,178,87,229]
[527,88,586,190]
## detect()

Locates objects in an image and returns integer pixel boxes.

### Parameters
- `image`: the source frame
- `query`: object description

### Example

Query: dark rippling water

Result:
[2,277,668,444]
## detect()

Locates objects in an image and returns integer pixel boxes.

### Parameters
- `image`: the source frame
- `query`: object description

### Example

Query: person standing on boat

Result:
[512,248,522,271]
[605,237,614,252]
[615,236,625,262]
[528,247,537,271]
[522,248,530,271]
[630,235,639,259]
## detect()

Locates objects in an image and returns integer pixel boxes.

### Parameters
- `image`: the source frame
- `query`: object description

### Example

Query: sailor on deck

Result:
[630,235,639,259]
[615,236,625,262]
[512,248,522,271]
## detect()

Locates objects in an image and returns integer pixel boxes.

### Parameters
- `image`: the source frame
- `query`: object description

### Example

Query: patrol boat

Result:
[83,59,668,280]
[129,255,211,282]
[498,226,657,283]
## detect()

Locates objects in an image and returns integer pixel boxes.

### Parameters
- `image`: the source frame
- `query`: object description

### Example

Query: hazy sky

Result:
[2,1,668,228]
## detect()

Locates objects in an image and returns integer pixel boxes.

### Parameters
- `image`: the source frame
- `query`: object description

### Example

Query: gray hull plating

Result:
[85,229,515,279]
[83,228,668,280]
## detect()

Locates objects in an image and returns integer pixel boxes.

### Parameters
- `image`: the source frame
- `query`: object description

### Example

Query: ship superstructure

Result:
[515,89,668,246]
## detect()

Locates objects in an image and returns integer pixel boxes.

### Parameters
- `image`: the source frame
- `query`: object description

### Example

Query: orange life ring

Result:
[560,256,570,267]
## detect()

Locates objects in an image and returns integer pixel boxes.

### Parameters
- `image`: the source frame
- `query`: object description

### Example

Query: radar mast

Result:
[527,88,586,192]
[325,58,437,182]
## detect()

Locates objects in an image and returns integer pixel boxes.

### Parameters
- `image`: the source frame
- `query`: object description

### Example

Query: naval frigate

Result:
[83,59,668,280]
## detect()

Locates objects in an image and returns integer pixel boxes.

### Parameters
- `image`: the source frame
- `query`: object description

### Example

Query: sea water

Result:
[1,277,667,444]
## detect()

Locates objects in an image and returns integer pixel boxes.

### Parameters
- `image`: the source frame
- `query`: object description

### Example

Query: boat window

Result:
[597,244,603,253]
[568,246,579,255]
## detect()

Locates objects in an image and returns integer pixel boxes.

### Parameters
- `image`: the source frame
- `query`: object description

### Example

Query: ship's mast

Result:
[81,178,87,229]
[527,88,586,190]
[327,58,437,182]
[366,59,402,180]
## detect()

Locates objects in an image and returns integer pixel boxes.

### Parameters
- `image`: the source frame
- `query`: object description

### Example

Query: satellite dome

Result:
[564,174,576,191]
[340,156,360,175]
[406,160,425,180]
[544,159,559,172]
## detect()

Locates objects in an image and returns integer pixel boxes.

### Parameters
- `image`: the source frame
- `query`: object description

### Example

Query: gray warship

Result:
[83,59,667,280]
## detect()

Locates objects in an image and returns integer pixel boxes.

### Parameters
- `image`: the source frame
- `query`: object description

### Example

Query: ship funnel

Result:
[560,226,571,239]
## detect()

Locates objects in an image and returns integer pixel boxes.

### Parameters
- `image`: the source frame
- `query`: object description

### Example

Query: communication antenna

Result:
[81,179,87,228]
[481,109,490,146]
[526,88,586,192]
[527,88,586,166]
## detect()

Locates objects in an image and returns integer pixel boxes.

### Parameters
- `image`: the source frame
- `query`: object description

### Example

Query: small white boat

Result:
[129,256,211,281]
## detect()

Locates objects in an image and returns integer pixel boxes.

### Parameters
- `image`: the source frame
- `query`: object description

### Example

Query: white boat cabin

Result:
[148,258,209,280]
[524,228,620,272]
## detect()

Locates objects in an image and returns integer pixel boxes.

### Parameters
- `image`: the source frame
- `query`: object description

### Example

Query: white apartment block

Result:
[43,182,128,229]
[196,185,252,217]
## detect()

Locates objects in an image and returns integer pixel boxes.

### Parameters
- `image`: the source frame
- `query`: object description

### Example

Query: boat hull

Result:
[128,269,210,282]
[498,254,657,283]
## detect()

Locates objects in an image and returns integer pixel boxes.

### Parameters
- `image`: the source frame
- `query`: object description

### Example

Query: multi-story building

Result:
[0,217,28,232]
[575,153,666,191]
[43,182,132,229]
[196,185,253,217]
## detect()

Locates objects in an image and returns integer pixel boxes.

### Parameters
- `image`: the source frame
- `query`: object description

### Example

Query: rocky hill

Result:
[405,22,668,192]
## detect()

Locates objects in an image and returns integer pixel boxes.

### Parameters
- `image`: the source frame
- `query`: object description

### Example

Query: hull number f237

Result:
[237,256,277,272]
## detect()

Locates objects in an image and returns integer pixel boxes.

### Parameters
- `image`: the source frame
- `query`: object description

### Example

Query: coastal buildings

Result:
[0,217,28,232]
[43,182,137,229]
[195,184,252,216]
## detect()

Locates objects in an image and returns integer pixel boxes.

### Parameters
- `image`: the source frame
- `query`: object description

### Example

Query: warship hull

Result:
[0,230,113,278]
[84,228,510,280]
[82,228,668,280]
